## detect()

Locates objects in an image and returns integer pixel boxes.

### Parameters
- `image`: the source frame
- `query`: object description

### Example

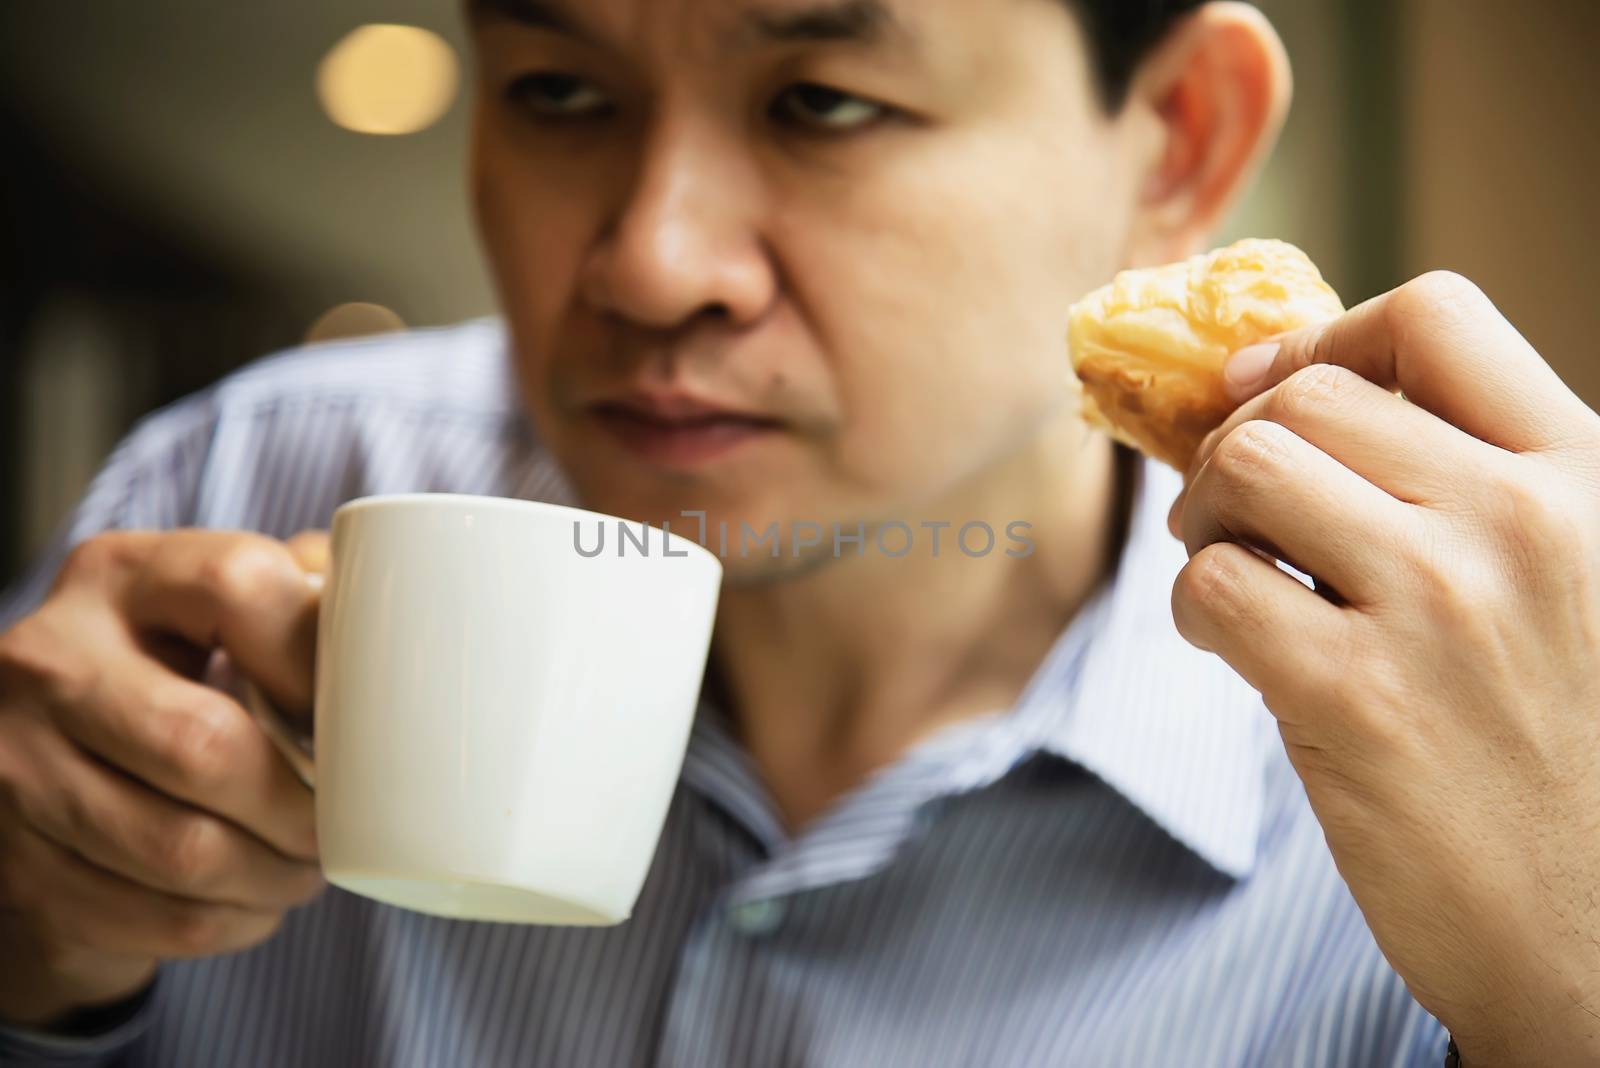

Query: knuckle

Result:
[1482,471,1595,597]
[155,696,244,796]
[162,814,230,891]
[1171,545,1252,651]
[1491,472,1585,548]
[201,539,298,609]
[0,616,97,709]
[1394,271,1490,330]
[1271,364,1360,422]
[1410,269,1486,306]
[1176,542,1245,609]
[59,533,139,585]
[1210,421,1292,486]
[1395,519,1456,590]
[1421,553,1500,626]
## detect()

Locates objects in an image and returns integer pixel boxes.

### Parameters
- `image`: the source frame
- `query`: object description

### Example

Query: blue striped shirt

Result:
[0,319,1449,1067]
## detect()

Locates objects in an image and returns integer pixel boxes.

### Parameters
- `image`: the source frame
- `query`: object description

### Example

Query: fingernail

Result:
[1224,342,1280,399]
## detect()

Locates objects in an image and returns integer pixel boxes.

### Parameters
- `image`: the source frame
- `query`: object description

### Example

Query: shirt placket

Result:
[654,705,1048,1067]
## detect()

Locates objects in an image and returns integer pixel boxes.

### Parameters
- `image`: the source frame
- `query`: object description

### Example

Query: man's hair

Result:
[1067,0,1210,113]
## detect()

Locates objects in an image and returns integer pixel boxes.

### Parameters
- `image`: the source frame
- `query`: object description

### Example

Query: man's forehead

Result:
[469,0,923,53]
[732,0,914,47]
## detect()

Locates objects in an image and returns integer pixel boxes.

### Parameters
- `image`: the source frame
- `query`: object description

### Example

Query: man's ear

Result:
[1120,2,1293,267]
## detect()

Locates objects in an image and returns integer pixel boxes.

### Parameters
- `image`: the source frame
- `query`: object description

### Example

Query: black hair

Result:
[1066,0,1211,113]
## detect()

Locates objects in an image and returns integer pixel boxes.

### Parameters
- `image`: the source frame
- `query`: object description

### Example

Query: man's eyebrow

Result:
[465,0,598,45]
[740,0,911,48]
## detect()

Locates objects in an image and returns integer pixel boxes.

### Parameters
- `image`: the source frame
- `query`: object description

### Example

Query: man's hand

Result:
[1165,270,1600,1067]
[0,530,329,1028]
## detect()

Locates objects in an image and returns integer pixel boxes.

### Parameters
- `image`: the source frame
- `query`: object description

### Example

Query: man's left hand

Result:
[1165,270,1600,1067]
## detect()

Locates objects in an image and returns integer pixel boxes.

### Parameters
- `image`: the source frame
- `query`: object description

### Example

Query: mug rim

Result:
[332,492,724,571]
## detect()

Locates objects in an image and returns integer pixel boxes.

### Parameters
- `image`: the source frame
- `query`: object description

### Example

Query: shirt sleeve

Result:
[0,397,217,1066]
[0,981,160,1067]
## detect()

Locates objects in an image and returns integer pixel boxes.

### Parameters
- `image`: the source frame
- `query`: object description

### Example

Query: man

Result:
[2,0,1598,1064]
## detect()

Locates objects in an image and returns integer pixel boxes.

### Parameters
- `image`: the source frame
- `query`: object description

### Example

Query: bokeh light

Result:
[305,302,407,343]
[316,24,458,136]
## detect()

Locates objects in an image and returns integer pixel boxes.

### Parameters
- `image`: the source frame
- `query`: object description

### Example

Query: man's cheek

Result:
[835,395,979,496]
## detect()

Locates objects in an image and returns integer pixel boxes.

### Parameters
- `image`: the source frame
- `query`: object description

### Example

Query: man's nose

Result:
[579,118,776,331]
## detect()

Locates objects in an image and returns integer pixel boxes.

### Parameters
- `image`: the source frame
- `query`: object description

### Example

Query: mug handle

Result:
[241,676,316,790]
[203,648,317,790]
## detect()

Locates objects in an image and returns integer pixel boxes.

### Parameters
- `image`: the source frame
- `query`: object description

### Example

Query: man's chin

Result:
[714,545,845,587]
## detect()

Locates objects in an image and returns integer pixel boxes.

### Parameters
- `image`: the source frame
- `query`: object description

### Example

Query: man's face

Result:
[469,0,1140,579]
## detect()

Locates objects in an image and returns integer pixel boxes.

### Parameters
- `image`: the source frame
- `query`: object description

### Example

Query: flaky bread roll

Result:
[1067,238,1346,472]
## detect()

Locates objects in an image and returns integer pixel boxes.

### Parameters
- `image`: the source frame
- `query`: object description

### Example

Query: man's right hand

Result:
[0,530,328,1028]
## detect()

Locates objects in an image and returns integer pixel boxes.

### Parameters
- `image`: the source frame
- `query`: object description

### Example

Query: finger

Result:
[1184,364,1497,506]
[7,715,323,909]
[284,530,330,576]
[40,631,318,862]
[1177,419,1421,607]
[1171,539,1352,716]
[1220,271,1596,455]
[117,531,319,711]
[9,826,287,960]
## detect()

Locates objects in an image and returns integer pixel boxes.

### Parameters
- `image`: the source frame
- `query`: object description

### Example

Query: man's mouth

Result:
[589,392,784,467]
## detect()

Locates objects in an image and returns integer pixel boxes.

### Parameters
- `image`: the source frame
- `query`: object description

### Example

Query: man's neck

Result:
[709,416,1134,834]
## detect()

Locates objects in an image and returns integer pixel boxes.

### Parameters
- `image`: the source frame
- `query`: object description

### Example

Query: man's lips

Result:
[595,391,776,422]
[589,394,783,466]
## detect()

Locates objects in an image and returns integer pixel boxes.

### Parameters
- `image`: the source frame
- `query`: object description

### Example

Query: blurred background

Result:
[2,0,1597,587]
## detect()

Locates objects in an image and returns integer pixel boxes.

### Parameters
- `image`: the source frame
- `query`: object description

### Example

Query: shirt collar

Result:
[1022,451,1270,880]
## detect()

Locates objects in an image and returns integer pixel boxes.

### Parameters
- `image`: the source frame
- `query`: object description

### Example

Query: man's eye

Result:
[505,73,611,118]
[773,83,886,133]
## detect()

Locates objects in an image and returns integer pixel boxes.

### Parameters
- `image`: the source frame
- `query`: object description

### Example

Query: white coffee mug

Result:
[241,493,722,925]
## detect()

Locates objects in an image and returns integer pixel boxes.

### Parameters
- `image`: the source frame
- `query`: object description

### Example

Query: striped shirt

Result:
[0,319,1449,1067]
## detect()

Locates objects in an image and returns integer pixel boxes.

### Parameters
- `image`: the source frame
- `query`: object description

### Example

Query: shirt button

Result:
[728,898,786,937]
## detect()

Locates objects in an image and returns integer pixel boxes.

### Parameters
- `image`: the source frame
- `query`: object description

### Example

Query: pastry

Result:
[1067,238,1346,472]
